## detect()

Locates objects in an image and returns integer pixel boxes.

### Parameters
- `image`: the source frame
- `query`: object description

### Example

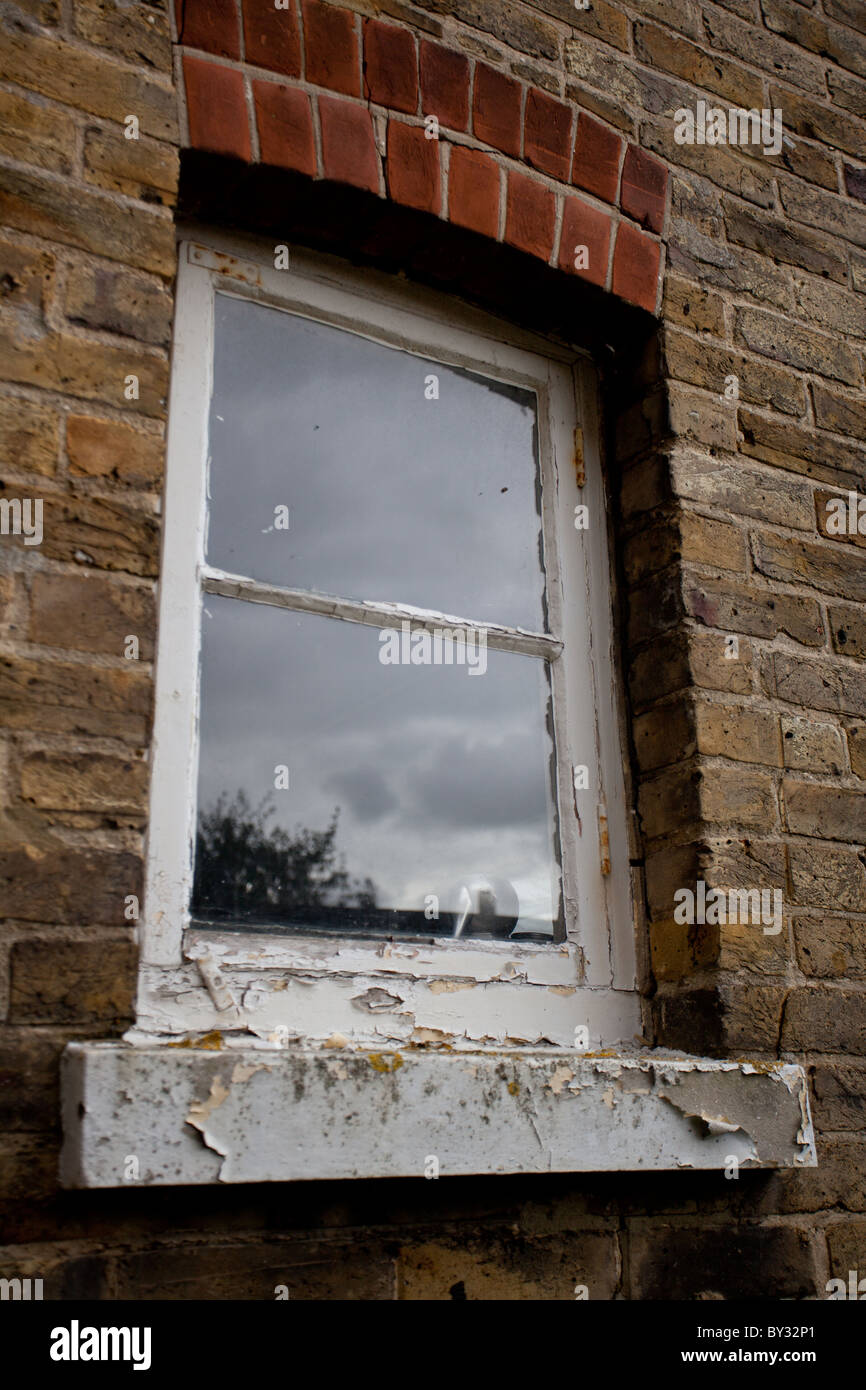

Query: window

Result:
[137,236,640,1050]
[65,235,815,1187]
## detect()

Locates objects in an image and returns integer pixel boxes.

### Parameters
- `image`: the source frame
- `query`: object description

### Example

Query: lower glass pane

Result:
[191,596,562,941]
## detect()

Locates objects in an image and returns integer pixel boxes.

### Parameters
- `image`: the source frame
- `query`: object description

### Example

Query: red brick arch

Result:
[176,0,667,314]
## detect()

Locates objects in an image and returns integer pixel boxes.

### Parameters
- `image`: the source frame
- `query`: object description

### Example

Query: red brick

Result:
[242,0,301,77]
[473,64,522,159]
[571,113,623,205]
[612,220,661,313]
[524,88,572,182]
[183,57,251,161]
[318,95,378,192]
[447,144,500,239]
[419,41,469,132]
[176,0,240,59]
[558,194,612,288]
[364,19,418,115]
[504,170,555,262]
[620,145,668,234]
[386,120,440,215]
[254,81,316,176]
[302,0,359,97]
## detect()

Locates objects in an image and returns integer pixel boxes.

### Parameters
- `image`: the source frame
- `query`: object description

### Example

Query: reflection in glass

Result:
[206,293,547,632]
[191,597,561,940]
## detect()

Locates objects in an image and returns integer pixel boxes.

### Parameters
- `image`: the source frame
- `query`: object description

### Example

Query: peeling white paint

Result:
[61,1044,816,1187]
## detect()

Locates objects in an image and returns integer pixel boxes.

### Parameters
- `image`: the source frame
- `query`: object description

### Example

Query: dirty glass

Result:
[205,292,547,633]
[191,598,561,941]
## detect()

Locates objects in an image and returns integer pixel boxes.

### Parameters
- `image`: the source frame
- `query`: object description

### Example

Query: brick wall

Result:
[0,0,865,1298]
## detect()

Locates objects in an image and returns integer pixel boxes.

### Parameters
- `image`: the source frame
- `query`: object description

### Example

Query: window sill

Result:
[60,1042,815,1186]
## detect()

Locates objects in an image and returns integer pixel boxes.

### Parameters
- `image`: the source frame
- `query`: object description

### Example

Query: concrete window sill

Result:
[60,1043,816,1186]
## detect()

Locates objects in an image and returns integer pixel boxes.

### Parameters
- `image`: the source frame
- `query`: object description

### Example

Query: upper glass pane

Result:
[206,293,547,632]
[191,597,561,941]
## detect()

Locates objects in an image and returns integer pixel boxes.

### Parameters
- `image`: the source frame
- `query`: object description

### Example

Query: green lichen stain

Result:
[368,1052,404,1073]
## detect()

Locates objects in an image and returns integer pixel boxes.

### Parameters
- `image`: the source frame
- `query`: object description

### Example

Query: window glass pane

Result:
[191,596,561,941]
[206,293,547,632]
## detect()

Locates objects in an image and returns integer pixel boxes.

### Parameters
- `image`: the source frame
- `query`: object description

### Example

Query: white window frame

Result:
[132,232,640,1052]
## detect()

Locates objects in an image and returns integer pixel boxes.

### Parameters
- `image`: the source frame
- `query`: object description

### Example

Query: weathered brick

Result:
[0,653,151,739]
[428,0,560,62]
[364,19,418,114]
[689,629,755,696]
[399,1231,618,1299]
[679,508,747,570]
[74,0,172,71]
[812,385,866,440]
[0,322,168,418]
[665,332,806,418]
[753,533,866,605]
[620,145,667,234]
[21,750,149,815]
[29,571,155,659]
[633,21,765,106]
[641,118,775,212]
[831,607,866,661]
[0,166,175,279]
[812,1062,866,1131]
[779,175,866,248]
[738,409,866,491]
[473,63,522,158]
[303,1,360,98]
[0,28,177,140]
[699,764,778,829]
[0,394,60,476]
[419,42,469,131]
[670,454,813,531]
[557,195,611,288]
[386,120,440,215]
[789,842,866,912]
[795,916,866,980]
[703,5,826,94]
[661,276,726,337]
[736,306,862,386]
[66,414,164,488]
[504,171,555,262]
[0,845,141,925]
[64,263,173,348]
[827,1222,866,1285]
[82,127,179,204]
[253,82,316,177]
[9,937,137,1023]
[447,145,500,239]
[115,1238,396,1299]
[633,698,695,772]
[242,0,302,77]
[762,0,866,80]
[0,88,76,175]
[685,575,824,648]
[521,88,571,182]
[183,56,251,161]
[694,702,781,767]
[0,1029,64,1131]
[318,96,378,192]
[783,987,866,1053]
[612,222,660,314]
[847,722,866,777]
[781,716,845,775]
[629,1224,816,1299]
[793,276,866,342]
[765,651,866,718]
[784,779,866,842]
[668,220,794,313]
